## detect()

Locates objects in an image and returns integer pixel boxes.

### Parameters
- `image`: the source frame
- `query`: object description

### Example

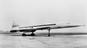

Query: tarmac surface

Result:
[0,32,87,48]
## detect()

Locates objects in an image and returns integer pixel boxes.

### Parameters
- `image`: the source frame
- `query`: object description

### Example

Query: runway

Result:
[0,32,87,48]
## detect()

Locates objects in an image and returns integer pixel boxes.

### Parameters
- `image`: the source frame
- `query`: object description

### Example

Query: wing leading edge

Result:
[35,25,82,30]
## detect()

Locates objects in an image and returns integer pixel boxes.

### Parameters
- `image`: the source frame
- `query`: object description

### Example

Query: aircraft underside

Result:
[22,32,35,36]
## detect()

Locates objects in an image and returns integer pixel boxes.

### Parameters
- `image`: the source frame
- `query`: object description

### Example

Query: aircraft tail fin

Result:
[12,24,19,28]
[12,21,19,28]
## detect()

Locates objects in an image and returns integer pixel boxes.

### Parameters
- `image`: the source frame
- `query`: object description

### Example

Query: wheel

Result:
[22,33,27,36]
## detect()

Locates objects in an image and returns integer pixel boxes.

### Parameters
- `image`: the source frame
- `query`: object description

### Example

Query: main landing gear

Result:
[22,32,35,36]
[48,28,51,36]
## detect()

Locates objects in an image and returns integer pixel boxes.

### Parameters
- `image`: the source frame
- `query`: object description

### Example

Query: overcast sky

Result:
[0,0,87,31]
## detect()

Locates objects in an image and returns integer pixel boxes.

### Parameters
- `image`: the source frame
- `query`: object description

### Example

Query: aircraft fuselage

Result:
[10,29,36,33]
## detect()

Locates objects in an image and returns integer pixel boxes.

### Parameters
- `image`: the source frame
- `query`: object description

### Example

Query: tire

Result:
[22,33,27,36]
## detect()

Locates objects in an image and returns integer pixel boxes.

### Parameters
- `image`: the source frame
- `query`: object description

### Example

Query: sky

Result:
[0,0,87,31]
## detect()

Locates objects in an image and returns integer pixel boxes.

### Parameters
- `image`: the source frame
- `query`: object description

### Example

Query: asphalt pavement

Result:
[0,32,87,48]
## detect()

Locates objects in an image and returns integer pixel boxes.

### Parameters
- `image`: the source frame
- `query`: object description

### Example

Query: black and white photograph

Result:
[0,0,87,48]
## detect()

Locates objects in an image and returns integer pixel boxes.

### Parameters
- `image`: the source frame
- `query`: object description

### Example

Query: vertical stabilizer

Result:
[12,21,19,28]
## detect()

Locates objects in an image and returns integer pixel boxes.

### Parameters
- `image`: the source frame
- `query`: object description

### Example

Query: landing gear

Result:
[22,33,27,36]
[22,32,35,36]
[30,32,35,36]
[48,28,51,36]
